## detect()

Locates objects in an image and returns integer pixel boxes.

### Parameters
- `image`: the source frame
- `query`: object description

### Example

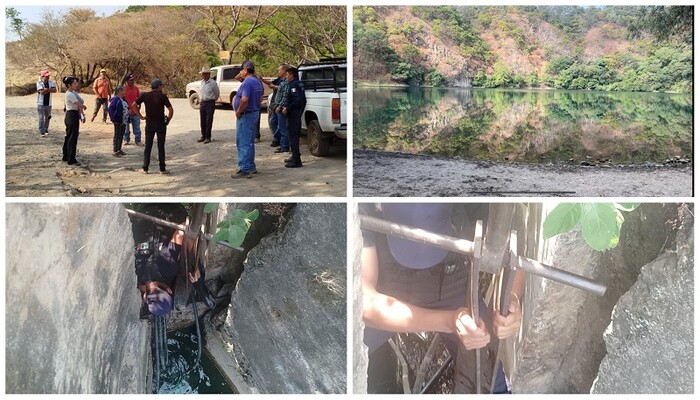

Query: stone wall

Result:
[214,203,347,393]
[352,204,368,394]
[6,203,148,394]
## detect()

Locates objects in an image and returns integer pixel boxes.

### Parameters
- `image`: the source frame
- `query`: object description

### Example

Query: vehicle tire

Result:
[188,93,200,110]
[307,120,331,157]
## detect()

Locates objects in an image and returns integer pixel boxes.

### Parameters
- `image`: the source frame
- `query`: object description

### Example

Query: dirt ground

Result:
[354,150,692,197]
[5,94,346,197]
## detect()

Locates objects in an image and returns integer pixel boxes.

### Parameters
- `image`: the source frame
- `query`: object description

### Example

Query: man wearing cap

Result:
[132,79,174,174]
[231,61,264,179]
[360,203,524,393]
[91,69,113,123]
[122,74,142,146]
[135,229,184,317]
[281,67,306,168]
[197,67,220,144]
[36,69,57,137]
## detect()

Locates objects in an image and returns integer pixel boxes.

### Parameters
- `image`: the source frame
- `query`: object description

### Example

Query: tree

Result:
[5,7,26,40]
[193,6,279,65]
[632,6,693,44]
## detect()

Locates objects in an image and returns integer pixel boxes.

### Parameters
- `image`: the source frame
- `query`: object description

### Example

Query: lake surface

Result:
[354,87,692,164]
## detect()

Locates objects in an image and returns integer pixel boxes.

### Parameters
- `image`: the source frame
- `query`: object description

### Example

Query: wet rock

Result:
[5,204,148,394]
[591,206,693,394]
[215,203,346,393]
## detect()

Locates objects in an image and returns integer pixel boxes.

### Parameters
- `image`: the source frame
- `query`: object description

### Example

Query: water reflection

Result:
[354,87,692,164]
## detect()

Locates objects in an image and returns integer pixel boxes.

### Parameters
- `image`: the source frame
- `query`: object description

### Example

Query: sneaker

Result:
[68,161,82,166]
[270,141,280,147]
[285,161,303,168]
[231,170,253,179]
[118,150,127,156]
[123,141,130,146]
[40,133,47,138]
[160,169,170,175]
[203,138,211,144]
[135,142,144,147]
[141,169,148,174]
[197,137,206,143]
[113,152,122,157]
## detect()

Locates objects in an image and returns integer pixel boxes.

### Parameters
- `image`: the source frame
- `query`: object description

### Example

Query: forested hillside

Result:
[6,6,346,97]
[354,6,692,92]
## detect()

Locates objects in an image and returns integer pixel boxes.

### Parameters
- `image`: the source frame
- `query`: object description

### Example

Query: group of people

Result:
[35,60,306,177]
[197,61,307,179]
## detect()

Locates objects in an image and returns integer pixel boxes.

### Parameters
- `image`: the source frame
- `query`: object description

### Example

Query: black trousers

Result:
[199,100,215,139]
[143,121,167,172]
[288,110,303,162]
[113,123,125,153]
[92,97,108,122]
[63,110,80,163]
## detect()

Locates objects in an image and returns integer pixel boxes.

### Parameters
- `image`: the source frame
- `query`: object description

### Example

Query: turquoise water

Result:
[354,87,692,164]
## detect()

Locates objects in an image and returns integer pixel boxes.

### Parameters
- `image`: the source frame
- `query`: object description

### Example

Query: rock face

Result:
[220,203,346,393]
[5,204,148,394]
[512,204,684,393]
[352,205,368,394]
[591,206,694,394]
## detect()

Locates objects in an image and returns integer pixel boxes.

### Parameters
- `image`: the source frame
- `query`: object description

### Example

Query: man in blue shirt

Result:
[232,61,263,179]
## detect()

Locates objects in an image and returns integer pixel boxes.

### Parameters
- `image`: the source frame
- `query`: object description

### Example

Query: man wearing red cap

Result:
[36,69,57,137]
[122,74,142,146]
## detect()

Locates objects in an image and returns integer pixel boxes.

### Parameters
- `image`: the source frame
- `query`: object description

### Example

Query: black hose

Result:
[192,296,202,366]
[153,317,160,393]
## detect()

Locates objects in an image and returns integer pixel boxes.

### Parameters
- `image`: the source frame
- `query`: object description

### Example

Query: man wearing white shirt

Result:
[197,67,220,144]
[36,69,57,137]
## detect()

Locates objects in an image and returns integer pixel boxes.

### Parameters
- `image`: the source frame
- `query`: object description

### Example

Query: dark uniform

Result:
[285,78,306,167]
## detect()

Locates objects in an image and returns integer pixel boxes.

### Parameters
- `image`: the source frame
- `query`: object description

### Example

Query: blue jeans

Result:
[276,111,290,151]
[124,113,142,143]
[269,110,280,143]
[236,111,258,172]
[37,105,52,133]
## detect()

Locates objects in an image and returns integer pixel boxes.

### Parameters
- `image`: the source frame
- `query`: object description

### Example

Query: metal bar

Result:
[359,214,475,256]
[518,257,607,297]
[125,208,244,251]
[419,355,454,394]
[360,214,606,296]
[470,220,483,394]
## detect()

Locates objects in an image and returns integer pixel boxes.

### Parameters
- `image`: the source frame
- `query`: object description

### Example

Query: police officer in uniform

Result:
[282,67,306,168]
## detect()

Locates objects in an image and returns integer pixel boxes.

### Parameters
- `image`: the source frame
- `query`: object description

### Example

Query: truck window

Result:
[302,67,347,89]
[222,67,242,81]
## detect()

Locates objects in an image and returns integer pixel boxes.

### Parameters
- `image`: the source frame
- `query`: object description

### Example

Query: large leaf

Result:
[579,204,621,251]
[543,203,582,239]
[217,220,231,228]
[232,209,247,218]
[211,229,228,243]
[614,203,640,212]
[204,203,219,214]
[227,225,247,247]
[230,216,250,232]
[246,209,260,221]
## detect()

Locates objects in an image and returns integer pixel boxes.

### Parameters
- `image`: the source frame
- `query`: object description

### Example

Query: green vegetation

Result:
[210,208,260,248]
[354,6,692,93]
[543,203,640,251]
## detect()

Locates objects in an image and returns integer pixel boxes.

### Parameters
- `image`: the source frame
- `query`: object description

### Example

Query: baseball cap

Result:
[40,69,50,77]
[147,290,173,316]
[382,203,453,269]
[100,68,106,73]
[126,74,135,81]
[151,79,163,89]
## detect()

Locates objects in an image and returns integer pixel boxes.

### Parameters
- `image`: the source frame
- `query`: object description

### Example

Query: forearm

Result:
[363,289,456,334]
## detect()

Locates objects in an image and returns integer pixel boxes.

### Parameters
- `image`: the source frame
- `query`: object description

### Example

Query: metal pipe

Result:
[518,257,607,297]
[125,208,244,251]
[419,355,454,394]
[360,215,475,256]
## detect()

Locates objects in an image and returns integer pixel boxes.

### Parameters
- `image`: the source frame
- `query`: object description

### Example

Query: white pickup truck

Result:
[186,64,272,109]
[270,59,347,157]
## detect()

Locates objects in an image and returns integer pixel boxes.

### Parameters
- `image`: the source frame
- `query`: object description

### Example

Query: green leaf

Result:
[579,204,621,251]
[543,203,582,239]
[614,203,640,212]
[204,203,218,214]
[232,209,247,218]
[211,229,228,243]
[230,216,249,232]
[246,209,260,221]
[227,225,247,247]
[216,220,231,228]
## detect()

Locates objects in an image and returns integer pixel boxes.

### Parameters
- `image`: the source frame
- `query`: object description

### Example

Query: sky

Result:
[5,6,126,41]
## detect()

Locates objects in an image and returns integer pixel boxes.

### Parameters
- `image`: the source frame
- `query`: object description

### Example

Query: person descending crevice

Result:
[135,226,183,318]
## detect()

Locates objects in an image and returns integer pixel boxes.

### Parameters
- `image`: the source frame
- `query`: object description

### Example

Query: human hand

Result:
[492,293,522,339]
[453,308,490,350]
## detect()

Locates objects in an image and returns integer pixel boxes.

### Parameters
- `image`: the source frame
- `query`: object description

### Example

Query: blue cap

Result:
[147,290,172,316]
[382,203,452,269]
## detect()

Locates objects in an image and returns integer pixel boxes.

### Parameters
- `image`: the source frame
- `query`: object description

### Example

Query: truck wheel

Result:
[189,93,200,110]
[307,120,331,157]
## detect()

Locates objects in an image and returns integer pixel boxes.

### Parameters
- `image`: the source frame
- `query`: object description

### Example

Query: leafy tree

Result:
[543,203,640,251]
[631,6,693,44]
[5,7,26,40]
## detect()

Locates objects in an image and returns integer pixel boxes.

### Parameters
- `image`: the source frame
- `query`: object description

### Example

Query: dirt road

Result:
[5,94,346,197]
[354,150,693,197]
